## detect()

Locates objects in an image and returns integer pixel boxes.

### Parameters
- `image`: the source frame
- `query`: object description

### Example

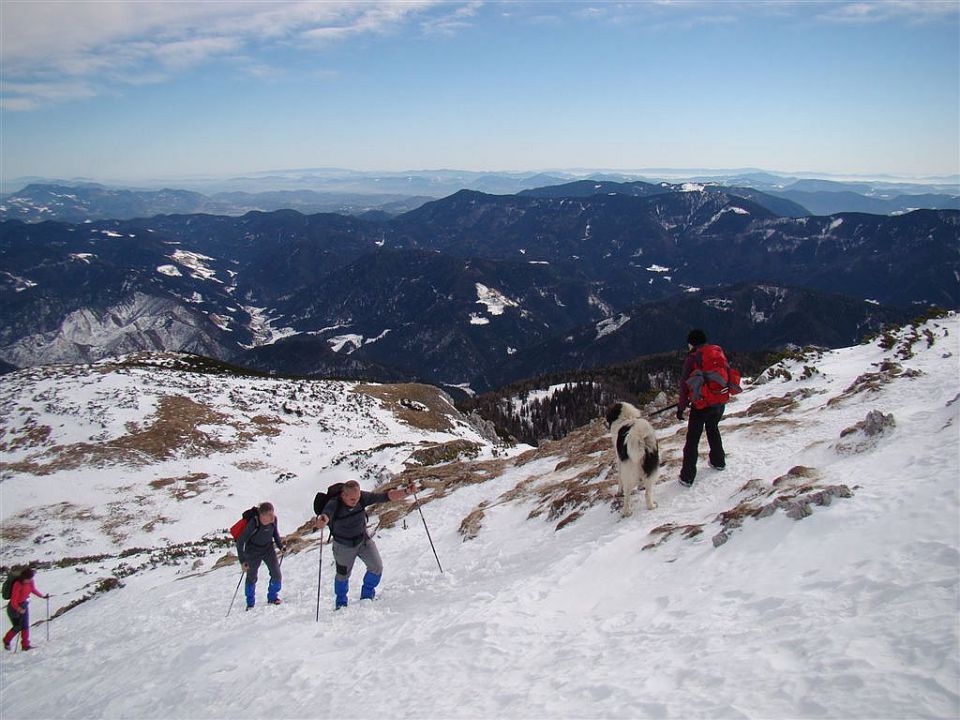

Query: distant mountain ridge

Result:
[0,183,433,223]
[1,183,956,390]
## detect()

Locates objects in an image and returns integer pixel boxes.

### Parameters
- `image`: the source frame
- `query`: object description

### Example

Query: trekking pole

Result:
[647,402,679,418]
[46,596,50,642]
[316,528,324,623]
[225,569,245,618]
[412,488,443,574]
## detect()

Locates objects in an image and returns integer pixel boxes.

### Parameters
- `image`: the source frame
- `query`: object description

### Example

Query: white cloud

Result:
[817,0,960,23]
[0,0,458,110]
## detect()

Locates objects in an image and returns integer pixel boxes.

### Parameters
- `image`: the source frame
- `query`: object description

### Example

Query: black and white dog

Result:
[605,402,660,516]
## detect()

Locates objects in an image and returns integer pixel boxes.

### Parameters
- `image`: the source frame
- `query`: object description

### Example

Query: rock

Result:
[836,410,895,454]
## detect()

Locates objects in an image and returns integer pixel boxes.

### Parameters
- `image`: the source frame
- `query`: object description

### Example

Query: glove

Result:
[676,408,685,421]
[278,545,286,553]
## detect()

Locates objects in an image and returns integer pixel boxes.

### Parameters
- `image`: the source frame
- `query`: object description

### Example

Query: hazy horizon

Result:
[2,1,958,181]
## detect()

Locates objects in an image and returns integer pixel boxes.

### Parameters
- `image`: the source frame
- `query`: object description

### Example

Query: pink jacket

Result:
[10,578,44,613]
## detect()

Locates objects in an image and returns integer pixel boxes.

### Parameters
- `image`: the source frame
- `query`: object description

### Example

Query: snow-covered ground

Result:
[1,316,958,719]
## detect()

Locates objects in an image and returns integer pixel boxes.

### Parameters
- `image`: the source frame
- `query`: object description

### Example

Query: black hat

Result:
[687,329,707,346]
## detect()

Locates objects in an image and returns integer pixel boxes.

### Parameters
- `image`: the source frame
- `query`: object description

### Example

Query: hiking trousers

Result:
[245,545,281,587]
[680,404,726,484]
[332,537,383,582]
[4,603,29,648]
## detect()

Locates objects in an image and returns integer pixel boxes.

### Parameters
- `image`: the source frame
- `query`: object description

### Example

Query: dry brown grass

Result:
[407,439,483,467]
[0,521,35,541]
[233,460,270,472]
[354,383,457,432]
[6,395,240,476]
[0,420,52,454]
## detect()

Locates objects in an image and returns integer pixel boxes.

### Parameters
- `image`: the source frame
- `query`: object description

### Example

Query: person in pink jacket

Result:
[4,568,48,651]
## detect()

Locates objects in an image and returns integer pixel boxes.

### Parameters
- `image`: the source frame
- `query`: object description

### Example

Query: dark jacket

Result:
[237,518,282,563]
[322,491,390,545]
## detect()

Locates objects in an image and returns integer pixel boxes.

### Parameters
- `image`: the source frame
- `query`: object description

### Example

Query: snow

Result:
[681,182,705,192]
[241,306,297,348]
[69,253,95,264]
[528,260,550,265]
[475,283,518,317]
[156,264,182,277]
[703,297,734,311]
[645,264,671,273]
[363,329,392,345]
[830,217,844,231]
[208,314,231,332]
[595,313,630,339]
[170,250,221,283]
[1,317,958,720]
[0,293,222,367]
[1,271,38,292]
[327,333,364,353]
[98,230,123,238]
[587,294,613,318]
[707,206,751,225]
[469,313,490,326]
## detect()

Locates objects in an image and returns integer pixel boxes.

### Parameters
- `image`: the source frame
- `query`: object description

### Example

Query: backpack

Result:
[2,568,23,601]
[687,344,743,409]
[314,483,345,517]
[229,507,260,541]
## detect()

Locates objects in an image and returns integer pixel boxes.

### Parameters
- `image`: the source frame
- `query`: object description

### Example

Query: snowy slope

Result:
[2,317,959,719]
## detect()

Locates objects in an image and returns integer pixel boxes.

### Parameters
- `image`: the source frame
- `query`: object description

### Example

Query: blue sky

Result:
[2,1,958,181]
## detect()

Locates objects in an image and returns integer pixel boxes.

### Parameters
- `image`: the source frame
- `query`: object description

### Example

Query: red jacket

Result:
[9,578,44,613]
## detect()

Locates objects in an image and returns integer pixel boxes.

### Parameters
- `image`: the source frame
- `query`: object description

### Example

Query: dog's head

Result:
[605,401,640,428]
[604,403,623,428]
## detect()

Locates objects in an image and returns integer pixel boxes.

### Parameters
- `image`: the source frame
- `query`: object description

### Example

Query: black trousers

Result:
[680,405,725,484]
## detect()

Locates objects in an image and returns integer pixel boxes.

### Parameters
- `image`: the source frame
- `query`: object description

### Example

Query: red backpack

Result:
[687,345,742,409]
[229,507,260,541]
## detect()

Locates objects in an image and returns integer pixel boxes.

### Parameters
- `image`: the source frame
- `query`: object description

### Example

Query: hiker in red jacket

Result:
[677,329,728,487]
[4,568,48,651]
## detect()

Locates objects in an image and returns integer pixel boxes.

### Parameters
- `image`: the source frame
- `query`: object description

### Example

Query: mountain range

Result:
[1,180,956,390]
[3,169,957,224]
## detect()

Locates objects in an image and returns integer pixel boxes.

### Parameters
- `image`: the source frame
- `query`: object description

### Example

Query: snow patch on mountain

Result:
[170,250,221,283]
[475,283,518,316]
[328,333,364,353]
[703,297,734,311]
[156,264,182,277]
[596,313,630,339]
[0,293,227,367]
[242,305,297,348]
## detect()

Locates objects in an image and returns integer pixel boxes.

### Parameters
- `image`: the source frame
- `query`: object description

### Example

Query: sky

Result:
[1,0,958,182]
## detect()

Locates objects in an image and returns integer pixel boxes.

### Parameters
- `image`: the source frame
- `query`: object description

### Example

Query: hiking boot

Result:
[3,641,10,651]
[267,598,283,606]
[21,645,32,651]
[678,477,694,488]
[710,463,726,471]
[245,605,254,612]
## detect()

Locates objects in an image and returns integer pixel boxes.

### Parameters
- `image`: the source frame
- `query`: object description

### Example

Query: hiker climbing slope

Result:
[235,502,286,610]
[314,479,416,608]
[4,567,48,651]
